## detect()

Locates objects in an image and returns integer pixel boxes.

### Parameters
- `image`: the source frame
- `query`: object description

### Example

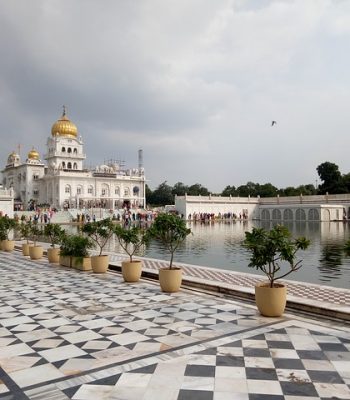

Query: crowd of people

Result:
[188,211,248,221]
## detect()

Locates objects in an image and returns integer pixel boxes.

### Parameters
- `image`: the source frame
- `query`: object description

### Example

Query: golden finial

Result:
[62,105,67,117]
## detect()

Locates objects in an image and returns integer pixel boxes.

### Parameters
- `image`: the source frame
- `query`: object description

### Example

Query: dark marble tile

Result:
[280,381,318,397]
[273,358,305,370]
[216,355,245,367]
[178,389,213,400]
[184,365,216,377]
[245,367,278,380]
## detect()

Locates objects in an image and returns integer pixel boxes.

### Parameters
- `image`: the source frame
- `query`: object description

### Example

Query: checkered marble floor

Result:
[0,251,349,400]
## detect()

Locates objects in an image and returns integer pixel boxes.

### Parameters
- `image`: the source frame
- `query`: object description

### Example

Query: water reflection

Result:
[64,220,350,289]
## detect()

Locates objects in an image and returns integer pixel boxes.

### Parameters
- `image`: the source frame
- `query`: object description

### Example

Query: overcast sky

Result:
[1,0,349,191]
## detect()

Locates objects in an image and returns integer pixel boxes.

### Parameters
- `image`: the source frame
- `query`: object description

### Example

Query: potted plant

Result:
[243,225,310,317]
[82,218,114,273]
[147,213,191,292]
[59,234,93,270]
[114,224,147,282]
[0,216,18,252]
[19,221,32,255]
[29,222,44,260]
[44,223,65,263]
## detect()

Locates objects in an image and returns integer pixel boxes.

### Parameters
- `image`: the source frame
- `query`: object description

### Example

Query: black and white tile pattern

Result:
[0,251,349,399]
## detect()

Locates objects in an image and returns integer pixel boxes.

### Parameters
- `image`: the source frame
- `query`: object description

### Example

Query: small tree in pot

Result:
[147,213,191,292]
[44,223,65,263]
[82,218,114,273]
[19,221,32,255]
[29,222,44,260]
[0,216,18,252]
[114,224,147,282]
[243,225,310,317]
[59,234,93,270]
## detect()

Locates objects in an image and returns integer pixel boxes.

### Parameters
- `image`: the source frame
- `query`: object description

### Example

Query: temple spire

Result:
[62,105,67,117]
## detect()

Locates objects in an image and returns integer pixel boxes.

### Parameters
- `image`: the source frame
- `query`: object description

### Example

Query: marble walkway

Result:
[0,250,349,400]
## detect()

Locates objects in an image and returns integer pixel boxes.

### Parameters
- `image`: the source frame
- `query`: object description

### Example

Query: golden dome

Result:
[51,106,78,138]
[27,148,40,160]
[7,151,19,164]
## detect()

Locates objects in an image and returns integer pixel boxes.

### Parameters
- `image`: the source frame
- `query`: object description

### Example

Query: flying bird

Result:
[271,121,277,126]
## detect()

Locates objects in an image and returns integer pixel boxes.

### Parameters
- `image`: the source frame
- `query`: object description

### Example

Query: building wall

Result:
[0,188,14,217]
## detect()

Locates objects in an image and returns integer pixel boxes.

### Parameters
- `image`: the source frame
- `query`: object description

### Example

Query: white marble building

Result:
[1,108,146,211]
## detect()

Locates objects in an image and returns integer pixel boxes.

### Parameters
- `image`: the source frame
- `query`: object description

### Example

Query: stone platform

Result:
[0,249,350,399]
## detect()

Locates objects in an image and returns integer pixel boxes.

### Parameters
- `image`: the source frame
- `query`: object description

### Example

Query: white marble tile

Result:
[314,382,350,398]
[1,315,34,327]
[98,326,125,335]
[246,379,283,395]
[39,344,86,362]
[132,310,164,319]
[288,334,320,350]
[59,357,99,375]
[121,319,157,331]
[215,377,248,393]
[9,363,64,388]
[72,384,115,399]
[62,330,103,344]
[242,339,268,348]
[0,382,9,394]
[82,340,112,350]
[33,338,64,348]
[187,354,217,366]
[15,328,56,342]
[40,317,72,328]
[143,386,179,400]
[181,376,215,391]
[11,323,40,332]
[214,392,249,400]
[0,337,17,347]
[217,346,243,357]
[269,349,299,359]
[302,359,335,371]
[109,331,149,346]
[244,356,275,369]
[116,372,152,388]
[1,355,41,373]
[215,366,246,379]
[80,318,115,329]
[20,307,50,316]
[0,343,33,358]
[276,368,311,382]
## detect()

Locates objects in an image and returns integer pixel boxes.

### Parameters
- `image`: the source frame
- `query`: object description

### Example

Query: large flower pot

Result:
[159,268,182,293]
[122,260,142,282]
[2,240,15,252]
[47,248,60,263]
[255,282,287,317]
[22,243,30,256]
[59,255,71,267]
[29,246,44,260]
[91,255,109,273]
[72,256,92,271]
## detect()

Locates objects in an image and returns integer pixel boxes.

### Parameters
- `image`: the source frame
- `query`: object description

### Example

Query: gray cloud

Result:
[1,0,350,191]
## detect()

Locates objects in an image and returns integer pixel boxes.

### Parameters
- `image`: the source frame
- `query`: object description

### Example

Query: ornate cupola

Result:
[51,106,78,138]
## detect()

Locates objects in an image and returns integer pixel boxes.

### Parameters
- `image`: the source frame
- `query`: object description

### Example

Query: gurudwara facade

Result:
[1,108,146,211]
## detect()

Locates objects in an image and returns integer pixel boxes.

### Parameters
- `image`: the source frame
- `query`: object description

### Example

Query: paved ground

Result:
[0,250,350,399]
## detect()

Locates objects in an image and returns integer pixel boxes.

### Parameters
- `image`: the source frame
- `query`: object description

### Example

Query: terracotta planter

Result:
[22,243,30,256]
[122,260,142,282]
[2,240,15,252]
[59,255,71,267]
[159,268,182,293]
[72,256,92,271]
[47,247,60,263]
[29,246,44,260]
[91,255,109,273]
[255,282,287,317]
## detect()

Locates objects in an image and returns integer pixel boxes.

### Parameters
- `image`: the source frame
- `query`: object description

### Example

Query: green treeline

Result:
[146,161,350,206]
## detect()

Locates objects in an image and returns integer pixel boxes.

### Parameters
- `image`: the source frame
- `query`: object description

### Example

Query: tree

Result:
[221,185,237,196]
[258,183,278,197]
[317,162,346,194]
[237,182,258,197]
[150,181,174,206]
[172,182,189,197]
[188,183,209,196]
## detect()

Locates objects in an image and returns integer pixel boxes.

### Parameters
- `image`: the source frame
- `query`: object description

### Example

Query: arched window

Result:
[101,183,110,197]
[115,186,120,195]
[67,162,72,169]
[296,208,306,221]
[308,208,319,221]
[73,162,78,170]
[73,148,77,154]
[77,185,83,195]
[133,186,140,195]
[124,187,130,197]
[272,209,282,220]
[261,209,270,220]
[88,185,93,194]
[283,209,293,220]
[67,148,72,153]
[62,147,66,152]
[65,185,71,194]
[62,161,66,169]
